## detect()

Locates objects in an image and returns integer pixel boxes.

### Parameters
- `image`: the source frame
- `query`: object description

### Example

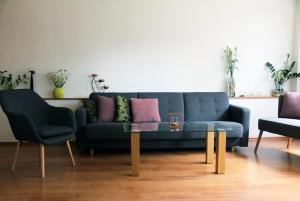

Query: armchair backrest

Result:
[0,89,50,125]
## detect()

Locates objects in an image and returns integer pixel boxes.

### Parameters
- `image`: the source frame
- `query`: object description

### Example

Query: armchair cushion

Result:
[37,124,74,138]
[258,117,300,138]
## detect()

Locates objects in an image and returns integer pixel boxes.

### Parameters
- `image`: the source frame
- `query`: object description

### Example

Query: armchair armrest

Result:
[6,112,41,143]
[48,106,76,131]
[229,105,250,146]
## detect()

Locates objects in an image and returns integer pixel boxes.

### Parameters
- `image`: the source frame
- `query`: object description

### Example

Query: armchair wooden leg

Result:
[254,130,263,153]
[287,138,292,149]
[11,142,21,171]
[66,141,76,167]
[39,144,45,178]
[90,149,94,156]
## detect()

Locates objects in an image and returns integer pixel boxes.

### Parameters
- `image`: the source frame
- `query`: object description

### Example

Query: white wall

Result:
[295,0,300,90]
[0,0,297,141]
[0,0,296,97]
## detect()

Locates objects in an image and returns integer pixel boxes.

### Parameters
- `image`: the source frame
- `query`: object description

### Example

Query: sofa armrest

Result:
[75,106,88,129]
[229,105,250,147]
[75,106,88,151]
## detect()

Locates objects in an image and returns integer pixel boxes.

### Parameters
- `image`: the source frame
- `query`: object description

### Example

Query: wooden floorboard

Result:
[1,138,300,201]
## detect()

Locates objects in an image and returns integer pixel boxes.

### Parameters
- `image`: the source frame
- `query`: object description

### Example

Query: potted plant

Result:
[266,54,299,96]
[224,46,238,97]
[48,69,70,98]
[0,70,28,90]
[90,74,109,93]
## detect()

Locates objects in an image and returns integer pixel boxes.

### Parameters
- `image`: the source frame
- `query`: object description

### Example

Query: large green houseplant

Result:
[266,54,300,95]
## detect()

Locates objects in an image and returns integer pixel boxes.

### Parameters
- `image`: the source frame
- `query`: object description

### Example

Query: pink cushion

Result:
[131,98,161,123]
[280,92,300,119]
[97,96,115,122]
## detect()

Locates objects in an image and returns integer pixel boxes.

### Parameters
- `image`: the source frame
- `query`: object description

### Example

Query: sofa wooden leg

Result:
[287,138,292,149]
[11,142,21,171]
[40,144,45,178]
[66,141,76,167]
[254,130,263,153]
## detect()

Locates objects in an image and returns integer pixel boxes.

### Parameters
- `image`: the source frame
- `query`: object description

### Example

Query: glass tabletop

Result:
[123,122,233,133]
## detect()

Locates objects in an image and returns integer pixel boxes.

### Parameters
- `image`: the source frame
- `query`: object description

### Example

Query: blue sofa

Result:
[75,92,250,152]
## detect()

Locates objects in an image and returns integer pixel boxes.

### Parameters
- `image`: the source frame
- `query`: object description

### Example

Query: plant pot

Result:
[274,81,285,95]
[54,88,64,98]
[227,75,235,97]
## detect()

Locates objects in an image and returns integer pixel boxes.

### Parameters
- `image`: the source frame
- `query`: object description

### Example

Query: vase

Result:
[227,75,235,97]
[54,88,64,98]
[274,81,284,94]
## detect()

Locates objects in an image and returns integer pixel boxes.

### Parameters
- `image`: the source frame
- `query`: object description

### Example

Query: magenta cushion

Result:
[131,98,161,123]
[280,92,300,119]
[97,96,115,122]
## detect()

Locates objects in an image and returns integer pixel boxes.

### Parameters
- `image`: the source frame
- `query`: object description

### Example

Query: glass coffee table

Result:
[123,122,231,176]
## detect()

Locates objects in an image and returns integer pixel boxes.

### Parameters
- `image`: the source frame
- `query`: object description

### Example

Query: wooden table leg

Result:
[206,131,214,164]
[131,132,140,176]
[216,130,226,174]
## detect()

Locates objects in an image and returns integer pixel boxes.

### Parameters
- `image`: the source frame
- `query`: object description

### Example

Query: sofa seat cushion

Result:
[259,118,300,138]
[84,121,243,141]
[38,124,74,138]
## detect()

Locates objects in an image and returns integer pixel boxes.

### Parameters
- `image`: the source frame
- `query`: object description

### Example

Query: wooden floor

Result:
[1,138,300,201]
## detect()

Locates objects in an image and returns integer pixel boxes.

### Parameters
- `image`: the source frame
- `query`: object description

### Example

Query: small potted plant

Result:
[48,69,70,98]
[266,54,299,96]
[90,74,109,93]
[0,70,28,90]
[224,46,238,97]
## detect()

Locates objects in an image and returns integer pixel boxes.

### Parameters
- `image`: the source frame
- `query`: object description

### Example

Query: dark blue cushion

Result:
[184,92,229,121]
[137,93,184,122]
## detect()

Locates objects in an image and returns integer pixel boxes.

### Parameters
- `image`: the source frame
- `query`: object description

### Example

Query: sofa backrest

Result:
[89,92,229,122]
[137,93,184,122]
[183,92,229,121]
[89,92,138,101]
